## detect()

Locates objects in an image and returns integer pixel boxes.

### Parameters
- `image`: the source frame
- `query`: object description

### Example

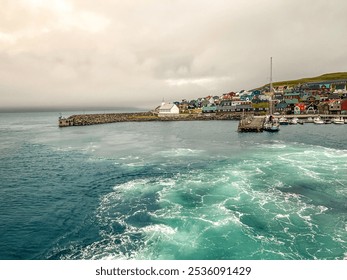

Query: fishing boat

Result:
[264,121,280,132]
[333,117,344,124]
[263,116,280,132]
[313,116,324,124]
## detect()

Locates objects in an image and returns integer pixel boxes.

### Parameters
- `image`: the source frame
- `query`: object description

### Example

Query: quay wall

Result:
[59,112,245,127]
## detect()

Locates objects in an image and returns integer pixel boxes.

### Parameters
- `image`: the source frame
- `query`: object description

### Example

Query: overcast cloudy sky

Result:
[1,0,347,110]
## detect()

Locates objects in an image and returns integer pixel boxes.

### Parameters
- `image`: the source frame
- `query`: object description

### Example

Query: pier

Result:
[58,112,243,127]
[238,116,265,132]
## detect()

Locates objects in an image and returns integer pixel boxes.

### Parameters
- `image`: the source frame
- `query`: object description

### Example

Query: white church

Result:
[158,102,180,116]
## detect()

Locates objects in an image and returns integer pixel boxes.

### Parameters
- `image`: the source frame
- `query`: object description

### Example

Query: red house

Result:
[341,99,347,113]
[296,103,306,111]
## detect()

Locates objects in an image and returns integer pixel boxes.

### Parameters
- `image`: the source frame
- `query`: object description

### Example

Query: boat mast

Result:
[269,57,273,115]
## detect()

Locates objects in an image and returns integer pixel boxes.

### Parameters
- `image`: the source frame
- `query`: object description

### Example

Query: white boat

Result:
[313,116,324,124]
[264,123,280,132]
[289,117,298,125]
[263,115,280,132]
[333,117,344,124]
[279,117,289,125]
[306,117,313,123]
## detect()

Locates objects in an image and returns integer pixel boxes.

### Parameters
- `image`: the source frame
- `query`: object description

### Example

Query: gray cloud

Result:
[1,0,346,110]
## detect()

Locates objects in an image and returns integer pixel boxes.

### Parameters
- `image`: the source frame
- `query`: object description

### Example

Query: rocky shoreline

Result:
[58,112,245,127]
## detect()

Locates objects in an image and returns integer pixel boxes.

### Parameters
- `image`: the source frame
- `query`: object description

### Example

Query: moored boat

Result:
[313,116,324,124]
[306,117,313,123]
[333,117,344,124]
[279,117,289,125]
[289,117,298,125]
[324,118,332,124]
[263,115,280,132]
[263,121,280,132]
[263,123,280,132]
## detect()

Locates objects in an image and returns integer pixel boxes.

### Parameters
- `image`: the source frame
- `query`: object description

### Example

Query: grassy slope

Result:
[262,72,347,88]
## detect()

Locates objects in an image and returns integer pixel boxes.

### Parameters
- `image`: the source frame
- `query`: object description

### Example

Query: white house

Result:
[158,103,180,116]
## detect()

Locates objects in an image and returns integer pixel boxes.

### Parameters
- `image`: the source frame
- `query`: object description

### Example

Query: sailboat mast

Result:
[270,57,273,94]
[269,57,273,115]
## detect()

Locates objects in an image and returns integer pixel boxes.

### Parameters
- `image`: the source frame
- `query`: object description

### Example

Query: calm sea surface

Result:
[0,111,346,260]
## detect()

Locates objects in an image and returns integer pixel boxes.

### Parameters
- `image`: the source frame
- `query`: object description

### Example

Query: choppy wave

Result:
[56,141,347,260]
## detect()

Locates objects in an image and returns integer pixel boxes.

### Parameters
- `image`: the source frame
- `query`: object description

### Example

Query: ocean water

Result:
[0,111,346,260]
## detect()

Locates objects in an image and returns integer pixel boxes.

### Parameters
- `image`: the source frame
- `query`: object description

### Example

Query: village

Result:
[157,79,347,116]
[59,78,347,127]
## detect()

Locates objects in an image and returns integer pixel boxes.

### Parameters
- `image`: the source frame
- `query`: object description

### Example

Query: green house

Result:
[202,104,217,113]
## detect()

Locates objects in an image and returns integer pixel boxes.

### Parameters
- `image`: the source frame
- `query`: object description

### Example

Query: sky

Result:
[1,0,347,110]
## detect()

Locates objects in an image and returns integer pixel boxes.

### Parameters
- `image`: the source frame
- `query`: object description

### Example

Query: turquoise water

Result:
[0,112,346,260]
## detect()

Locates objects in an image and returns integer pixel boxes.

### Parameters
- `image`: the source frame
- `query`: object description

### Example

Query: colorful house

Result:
[284,92,300,100]
[294,103,306,114]
[236,102,253,112]
[328,100,341,114]
[317,102,330,115]
[341,99,347,114]
[217,100,236,112]
[276,101,289,112]
[202,104,217,113]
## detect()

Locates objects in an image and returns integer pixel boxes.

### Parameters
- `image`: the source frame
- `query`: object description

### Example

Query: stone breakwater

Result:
[59,112,244,127]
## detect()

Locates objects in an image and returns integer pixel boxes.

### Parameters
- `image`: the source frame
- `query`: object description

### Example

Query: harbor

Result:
[59,110,346,132]
[237,114,346,132]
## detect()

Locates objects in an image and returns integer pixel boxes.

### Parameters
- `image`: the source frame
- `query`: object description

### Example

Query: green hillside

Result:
[262,72,347,88]
[274,72,347,87]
